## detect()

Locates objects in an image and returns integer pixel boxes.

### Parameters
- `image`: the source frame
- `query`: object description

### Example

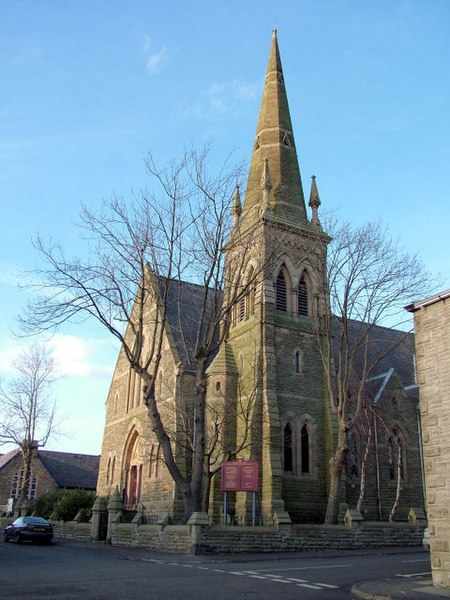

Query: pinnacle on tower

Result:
[231,183,242,225]
[308,175,322,228]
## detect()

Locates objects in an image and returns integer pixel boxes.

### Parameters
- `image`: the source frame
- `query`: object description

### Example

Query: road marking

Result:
[141,558,341,592]
[255,563,351,572]
[396,571,431,578]
[402,559,430,563]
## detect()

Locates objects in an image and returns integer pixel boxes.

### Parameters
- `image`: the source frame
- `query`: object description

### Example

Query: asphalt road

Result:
[0,537,431,600]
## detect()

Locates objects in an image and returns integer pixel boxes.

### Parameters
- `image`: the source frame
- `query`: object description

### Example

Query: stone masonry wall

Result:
[412,293,450,589]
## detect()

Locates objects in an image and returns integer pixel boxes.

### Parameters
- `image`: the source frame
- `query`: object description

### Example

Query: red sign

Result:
[220,461,259,492]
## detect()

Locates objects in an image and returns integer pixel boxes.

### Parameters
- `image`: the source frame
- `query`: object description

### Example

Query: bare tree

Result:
[0,343,57,507]
[317,218,433,524]
[19,146,261,520]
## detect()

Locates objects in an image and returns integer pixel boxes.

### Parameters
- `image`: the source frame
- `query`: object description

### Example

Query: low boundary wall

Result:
[1,510,425,555]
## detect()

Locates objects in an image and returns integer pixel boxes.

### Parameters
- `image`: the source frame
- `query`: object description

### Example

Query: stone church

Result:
[96,32,425,525]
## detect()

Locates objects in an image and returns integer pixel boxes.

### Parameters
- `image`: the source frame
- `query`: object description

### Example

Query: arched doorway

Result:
[123,428,143,508]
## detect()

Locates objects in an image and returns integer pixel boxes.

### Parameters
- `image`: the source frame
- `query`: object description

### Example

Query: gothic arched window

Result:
[347,431,359,479]
[301,424,310,474]
[389,427,406,481]
[247,266,255,317]
[276,270,287,312]
[283,423,293,472]
[298,275,308,316]
[294,350,301,374]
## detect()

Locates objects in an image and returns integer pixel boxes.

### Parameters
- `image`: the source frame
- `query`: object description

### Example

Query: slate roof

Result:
[161,277,221,370]
[38,451,100,490]
[332,318,415,389]
[160,278,416,392]
[0,448,21,470]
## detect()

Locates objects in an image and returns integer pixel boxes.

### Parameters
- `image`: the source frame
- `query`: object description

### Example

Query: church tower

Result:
[219,30,333,524]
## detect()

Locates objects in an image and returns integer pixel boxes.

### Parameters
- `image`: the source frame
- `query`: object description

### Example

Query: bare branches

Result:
[0,343,59,504]
[19,144,250,519]
[319,216,435,524]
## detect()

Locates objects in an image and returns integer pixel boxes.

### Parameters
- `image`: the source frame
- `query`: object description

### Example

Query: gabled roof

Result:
[38,451,100,490]
[332,318,415,389]
[0,448,21,470]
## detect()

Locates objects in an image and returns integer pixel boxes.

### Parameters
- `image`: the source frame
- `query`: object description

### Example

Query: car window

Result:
[24,517,47,524]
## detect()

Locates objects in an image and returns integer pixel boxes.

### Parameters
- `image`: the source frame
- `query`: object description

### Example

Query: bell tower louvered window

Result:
[276,270,287,312]
[298,276,308,316]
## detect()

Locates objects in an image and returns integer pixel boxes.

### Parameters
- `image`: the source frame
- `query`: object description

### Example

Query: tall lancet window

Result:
[301,424,310,474]
[298,276,308,316]
[283,423,293,472]
[276,270,287,312]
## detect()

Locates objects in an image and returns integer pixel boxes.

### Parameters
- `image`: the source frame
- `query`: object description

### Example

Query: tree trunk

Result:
[324,442,348,524]
[356,418,373,513]
[188,359,208,518]
[389,443,402,522]
[18,444,33,508]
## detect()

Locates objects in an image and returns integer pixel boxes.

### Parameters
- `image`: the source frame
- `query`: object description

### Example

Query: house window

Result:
[11,468,37,499]
[283,423,293,472]
[298,276,308,316]
[276,270,287,312]
[301,424,310,474]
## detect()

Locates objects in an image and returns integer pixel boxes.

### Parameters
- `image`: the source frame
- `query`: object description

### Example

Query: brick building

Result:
[0,447,99,514]
[96,31,425,525]
[406,290,450,589]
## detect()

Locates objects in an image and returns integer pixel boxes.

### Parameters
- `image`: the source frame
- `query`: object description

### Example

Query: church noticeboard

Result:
[220,460,259,492]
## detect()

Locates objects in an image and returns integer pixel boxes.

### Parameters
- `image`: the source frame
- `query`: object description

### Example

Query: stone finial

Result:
[308,175,322,228]
[231,184,242,226]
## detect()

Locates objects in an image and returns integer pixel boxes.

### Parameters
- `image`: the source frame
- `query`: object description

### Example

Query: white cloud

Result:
[142,35,170,74]
[0,333,116,380]
[49,333,115,378]
[183,79,260,121]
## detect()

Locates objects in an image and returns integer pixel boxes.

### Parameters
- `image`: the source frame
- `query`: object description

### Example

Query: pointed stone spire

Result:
[308,175,322,228]
[241,30,307,228]
[231,184,242,226]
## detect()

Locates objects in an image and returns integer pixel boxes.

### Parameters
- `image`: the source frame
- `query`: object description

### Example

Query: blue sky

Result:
[1,0,449,455]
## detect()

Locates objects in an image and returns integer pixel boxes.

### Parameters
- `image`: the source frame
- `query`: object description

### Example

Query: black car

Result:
[4,516,53,544]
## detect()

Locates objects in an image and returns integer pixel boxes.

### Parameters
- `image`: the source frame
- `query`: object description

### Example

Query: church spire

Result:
[241,30,308,228]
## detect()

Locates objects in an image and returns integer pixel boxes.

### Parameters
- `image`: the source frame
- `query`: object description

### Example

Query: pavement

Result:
[352,575,450,599]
